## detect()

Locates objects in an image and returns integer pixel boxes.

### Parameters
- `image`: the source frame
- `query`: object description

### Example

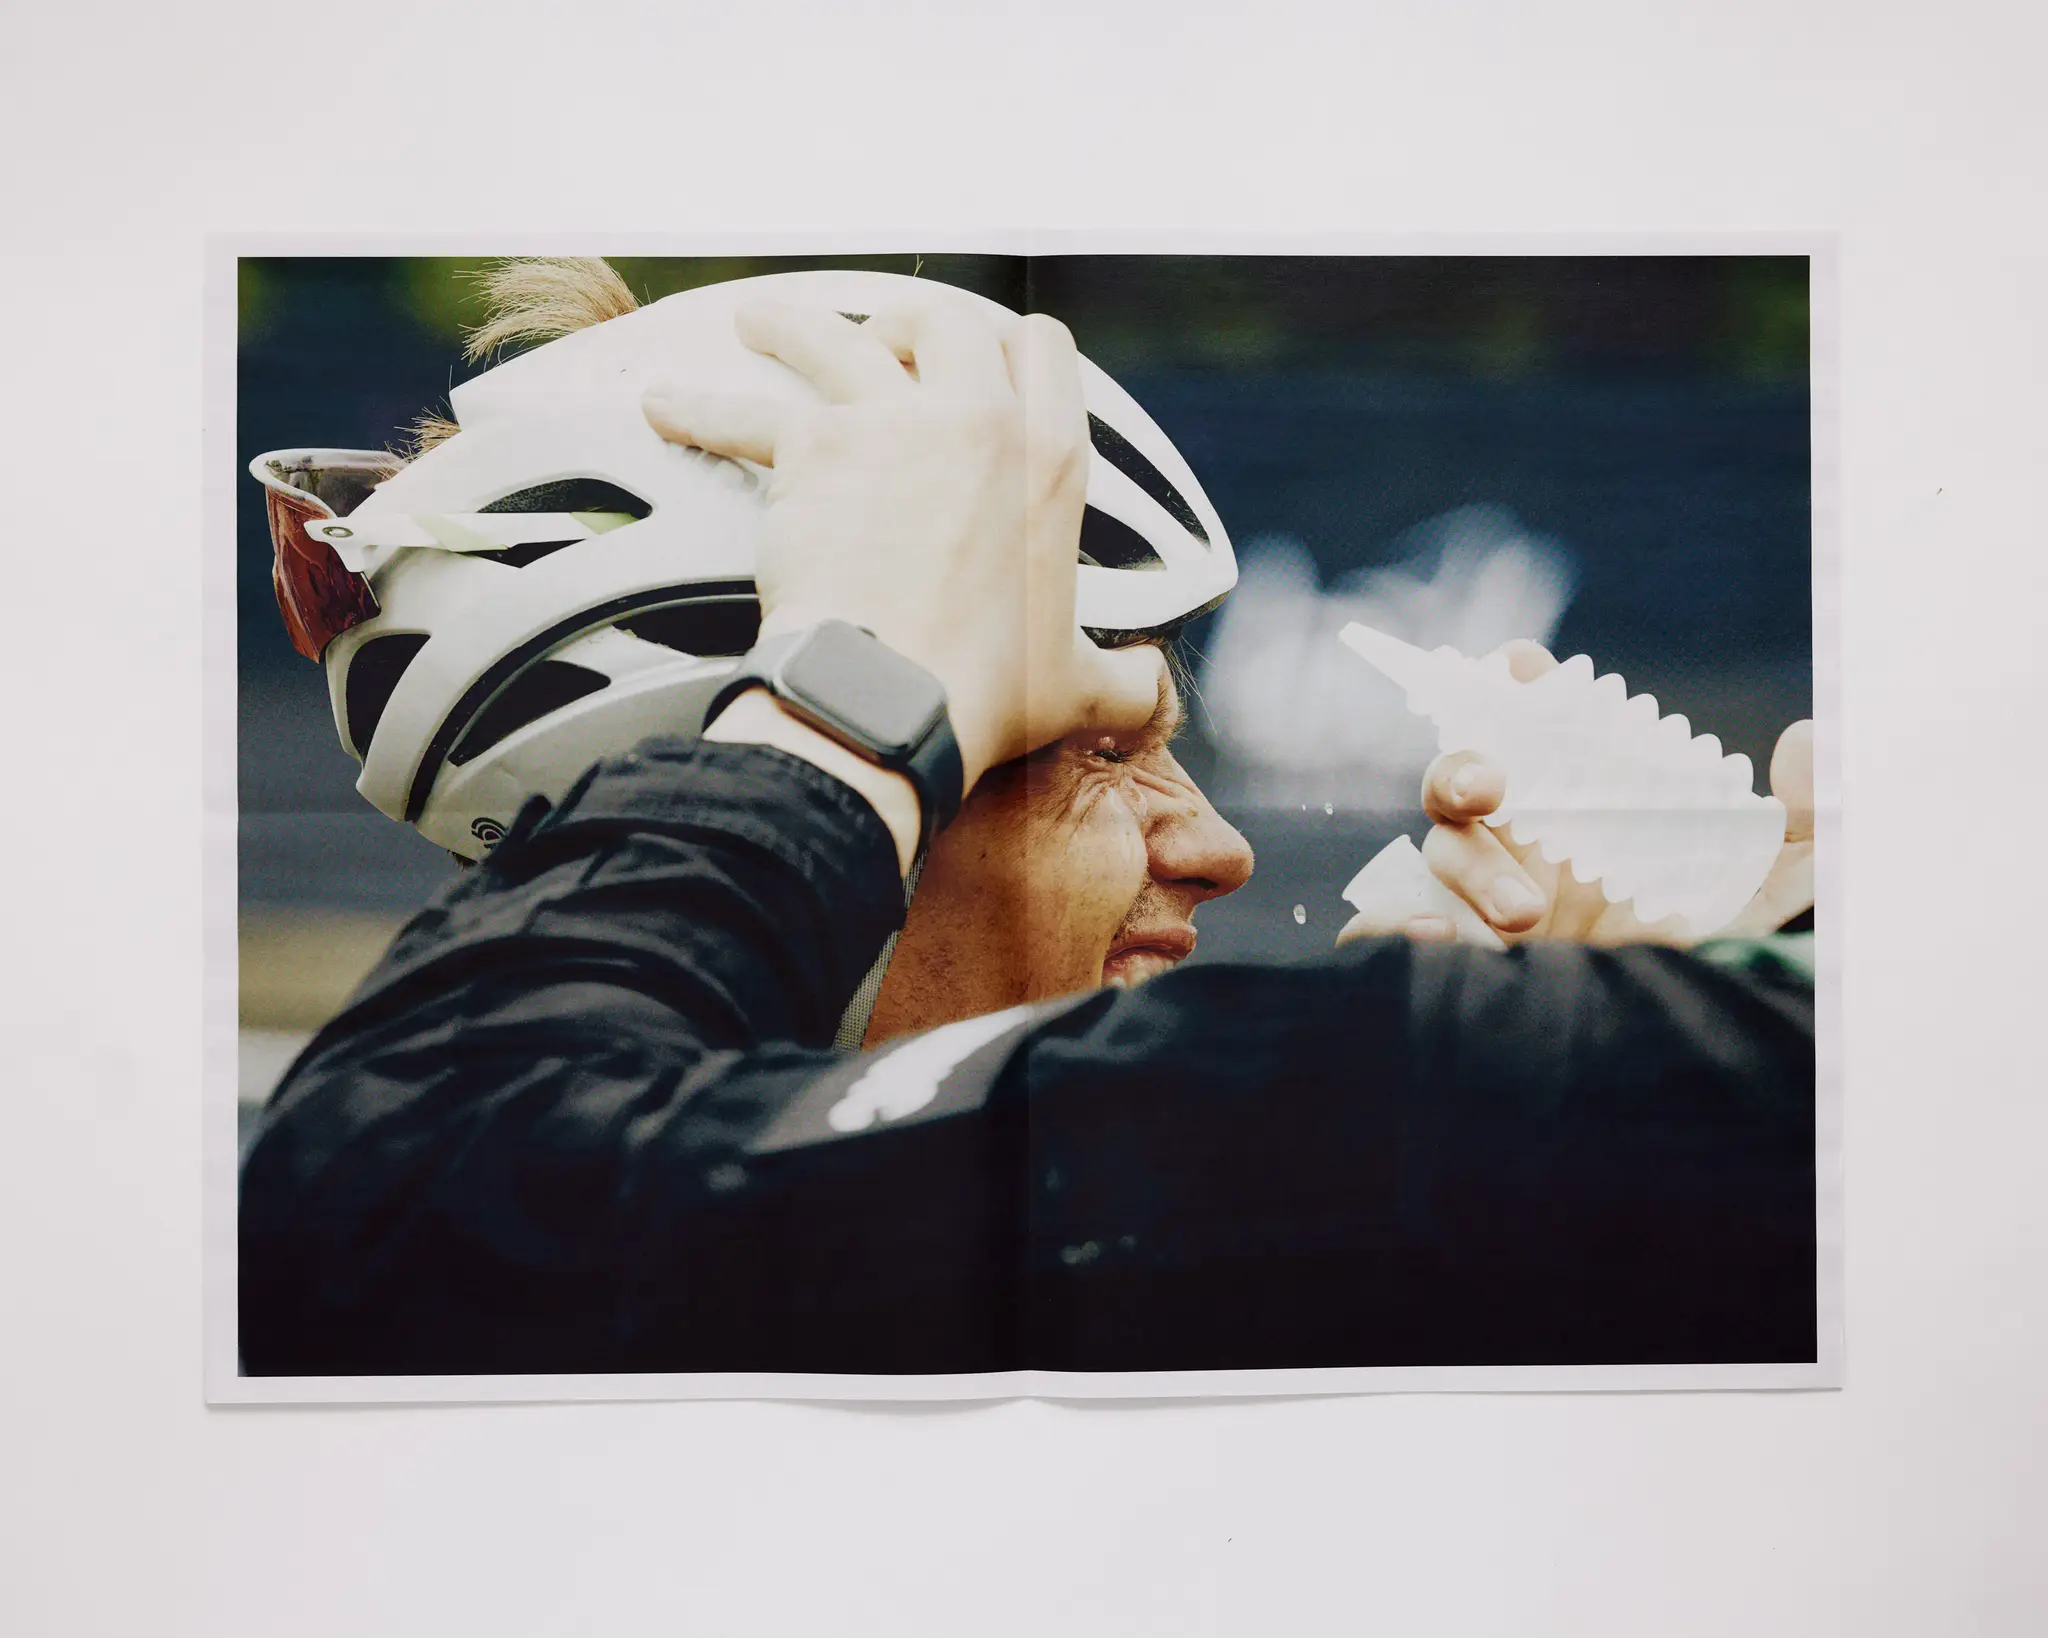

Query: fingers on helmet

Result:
[642,389,790,467]
[733,298,914,403]
[1005,314,1087,456]
[865,302,1012,395]
[1079,639,1171,737]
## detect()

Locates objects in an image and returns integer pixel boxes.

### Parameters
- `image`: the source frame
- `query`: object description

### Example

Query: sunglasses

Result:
[249,450,397,659]
[249,449,636,659]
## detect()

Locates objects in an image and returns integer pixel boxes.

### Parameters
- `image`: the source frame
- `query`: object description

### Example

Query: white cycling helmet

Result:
[251,268,1235,860]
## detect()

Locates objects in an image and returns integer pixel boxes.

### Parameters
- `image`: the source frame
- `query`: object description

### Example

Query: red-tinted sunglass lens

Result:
[265,483,379,660]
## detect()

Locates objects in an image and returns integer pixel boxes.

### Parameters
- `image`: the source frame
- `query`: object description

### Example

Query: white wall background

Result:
[2,1,2044,1631]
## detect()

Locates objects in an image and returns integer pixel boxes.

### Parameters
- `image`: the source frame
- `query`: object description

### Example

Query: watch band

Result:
[707,623,965,845]
[900,712,966,841]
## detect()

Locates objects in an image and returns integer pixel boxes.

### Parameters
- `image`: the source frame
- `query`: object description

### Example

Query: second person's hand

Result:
[1338,640,1817,948]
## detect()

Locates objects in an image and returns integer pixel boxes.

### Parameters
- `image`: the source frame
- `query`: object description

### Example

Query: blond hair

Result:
[406,257,640,456]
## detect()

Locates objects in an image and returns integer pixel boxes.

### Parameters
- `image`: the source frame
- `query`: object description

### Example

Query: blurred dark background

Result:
[236,253,1809,1101]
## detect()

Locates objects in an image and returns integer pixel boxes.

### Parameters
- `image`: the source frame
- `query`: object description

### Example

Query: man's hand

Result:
[1338,639,1816,949]
[644,297,1165,796]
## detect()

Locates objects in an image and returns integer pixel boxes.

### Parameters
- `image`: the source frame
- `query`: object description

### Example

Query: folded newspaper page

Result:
[210,247,1834,1402]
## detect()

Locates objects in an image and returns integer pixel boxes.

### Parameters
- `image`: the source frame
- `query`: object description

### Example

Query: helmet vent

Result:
[1078,506,1165,571]
[618,596,763,657]
[478,479,652,519]
[344,633,430,757]
[1087,414,1209,547]
[448,660,609,766]
[470,479,652,569]
[477,536,582,570]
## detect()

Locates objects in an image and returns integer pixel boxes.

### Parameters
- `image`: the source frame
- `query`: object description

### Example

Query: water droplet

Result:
[1292,904,1307,925]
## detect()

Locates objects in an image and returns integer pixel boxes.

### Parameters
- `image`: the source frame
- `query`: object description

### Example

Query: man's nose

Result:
[1147,782,1255,904]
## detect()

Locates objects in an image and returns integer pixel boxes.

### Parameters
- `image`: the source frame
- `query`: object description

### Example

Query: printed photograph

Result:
[225,250,1824,1388]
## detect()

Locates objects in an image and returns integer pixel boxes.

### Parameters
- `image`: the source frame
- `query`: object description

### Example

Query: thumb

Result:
[1714,719,1817,938]
[1770,719,1815,843]
[1073,640,1170,737]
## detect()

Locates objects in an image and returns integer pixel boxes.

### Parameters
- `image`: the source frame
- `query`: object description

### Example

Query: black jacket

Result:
[239,739,1817,1376]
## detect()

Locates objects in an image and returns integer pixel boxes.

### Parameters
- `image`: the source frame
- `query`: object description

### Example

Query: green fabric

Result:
[1692,930,1816,987]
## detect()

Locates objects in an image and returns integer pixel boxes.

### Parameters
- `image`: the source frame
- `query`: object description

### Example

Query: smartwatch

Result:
[706,620,965,846]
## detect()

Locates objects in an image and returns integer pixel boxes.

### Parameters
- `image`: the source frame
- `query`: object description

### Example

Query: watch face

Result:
[777,622,946,758]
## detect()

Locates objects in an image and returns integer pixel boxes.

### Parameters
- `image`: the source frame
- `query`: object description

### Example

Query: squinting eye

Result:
[1089,736,1128,766]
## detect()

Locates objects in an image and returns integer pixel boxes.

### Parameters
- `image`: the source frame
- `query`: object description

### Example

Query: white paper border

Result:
[205,230,1842,1404]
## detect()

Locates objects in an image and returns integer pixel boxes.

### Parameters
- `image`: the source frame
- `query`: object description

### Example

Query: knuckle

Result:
[773,412,833,472]
[1022,311,1075,351]
[1038,425,1088,487]
[923,303,973,341]
[1432,750,1497,810]
[962,398,1023,448]
[868,304,924,357]
[805,404,857,447]
[1419,823,1468,876]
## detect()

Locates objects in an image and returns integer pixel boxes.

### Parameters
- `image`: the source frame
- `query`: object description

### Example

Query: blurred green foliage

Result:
[1721,259,1812,383]
[238,259,277,342]
[239,252,1809,384]
[395,253,1019,346]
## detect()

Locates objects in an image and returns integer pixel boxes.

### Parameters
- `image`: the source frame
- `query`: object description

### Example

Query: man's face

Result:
[866,669,1254,1045]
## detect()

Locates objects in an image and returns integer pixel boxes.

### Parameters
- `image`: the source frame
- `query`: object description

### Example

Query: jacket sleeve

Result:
[240,739,1816,1377]
[237,737,906,1375]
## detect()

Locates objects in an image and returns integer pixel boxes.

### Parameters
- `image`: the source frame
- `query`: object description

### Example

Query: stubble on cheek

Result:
[1025,769,1149,993]
[870,758,1149,1041]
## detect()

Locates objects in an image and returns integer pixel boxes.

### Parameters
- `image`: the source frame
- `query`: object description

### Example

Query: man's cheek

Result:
[1069,785,1149,931]
[1021,780,1133,933]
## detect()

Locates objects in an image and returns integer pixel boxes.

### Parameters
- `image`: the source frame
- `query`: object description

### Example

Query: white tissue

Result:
[1340,835,1507,950]
[1338,623,1786,938]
